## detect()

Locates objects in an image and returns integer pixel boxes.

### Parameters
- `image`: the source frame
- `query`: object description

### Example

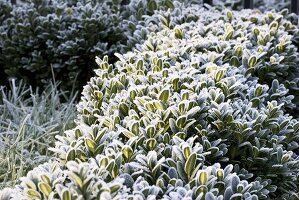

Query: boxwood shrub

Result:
[0,0,178,90]
[1,0,296,92]
[125,3,299,117]
[1,4,299,200]
[211,0,291,12]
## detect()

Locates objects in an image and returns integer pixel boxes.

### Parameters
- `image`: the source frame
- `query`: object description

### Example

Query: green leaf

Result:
[248,55,257,68]
[62,190,71,200]
[253,27,260,36]
[215,70,225,81]
[94,91,103,100]
[137,60,144,70]
[176,132,186,140]
[103,56,109,62]
[198,171,208,185]
[153,100,165,110]
[156,178,165,188]
[144,39,157,51]
[66,149,76,161]
[289,194,299,200]
[270,56,276,63]
[214,182,225,194]
[225,30,233,40]
[230,56,240,66]
[122,130,135,139]
[250,16,258,23]
[95,128,107,144]
[147,0,157,12]
[145,102,155,112]
[85,138,96,153]
[157,59,163,70]
[41,175,51,185]
[255,85,263,96]
[146,138,157,150]
[234,46,243,57]
[130,90,137,99]
[106,160,115,173]
[216,169,224,181]
[183,145,192,159]
[196,185,208,196]
[27,189,41,198]
[281,154,290,163]
[131,122,140,135]
[146,126,155,138]
[137,8,144,20]
[122,145,133,161]
[252,146,259,158]
[100,157,109,168]
[94,144,105,156]
[68,172,83,188]
[270,21,278,29]
[175,28,184,39]
[169,118,178,133]
[119,103,129,115]
[185,153,196,178]
[74,129,82,138]
[176,115,187,128]
[38,182,52,197]
[163,133,170,144]
[177,161,187,180]
[162,69,169,77]
[206,64,217,73]
[159,89,170,103]
[110,184,121,193]
[112,165,119,178]
[172,77,180,91]
[164,0,174,9]
[178,102,186,113]
[182,92,189,100]
[227,11,233,22]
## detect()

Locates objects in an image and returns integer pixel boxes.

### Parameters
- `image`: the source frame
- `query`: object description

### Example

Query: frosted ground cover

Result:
[0,0,299,199]
[1,3,298,199]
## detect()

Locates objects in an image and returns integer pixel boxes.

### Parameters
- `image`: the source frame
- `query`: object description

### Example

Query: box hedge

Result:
[1,0,298,92]
[0,0,177,90]
[1,3,299,199]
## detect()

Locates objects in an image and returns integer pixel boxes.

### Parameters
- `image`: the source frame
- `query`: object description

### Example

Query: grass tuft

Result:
[0,79,77,189]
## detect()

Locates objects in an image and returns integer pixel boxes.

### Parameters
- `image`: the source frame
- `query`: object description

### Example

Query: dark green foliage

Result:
[0,1,12,24]
[0,0,179,91]
[0,0,119,90]
[0,1,13,86]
